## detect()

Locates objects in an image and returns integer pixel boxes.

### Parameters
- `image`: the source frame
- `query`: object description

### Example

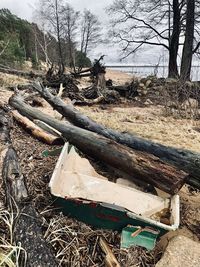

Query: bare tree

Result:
[37,0,65,71]
[180,0,195,80]
[107,0,186,78]
[80,10,101,56]
[32,23,52,65]
[168,0,183,77]
[62,4,79,72]
[0,39,10,56]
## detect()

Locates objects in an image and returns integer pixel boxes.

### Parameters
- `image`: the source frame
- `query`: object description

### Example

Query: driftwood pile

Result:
[5,81,200,192]
[70,56,139,104]
[28,83,200,188]
[0,64,141,105]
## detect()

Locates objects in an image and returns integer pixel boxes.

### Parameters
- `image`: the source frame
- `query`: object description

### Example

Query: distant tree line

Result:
[0,9,32,66]
[0,4,102,70]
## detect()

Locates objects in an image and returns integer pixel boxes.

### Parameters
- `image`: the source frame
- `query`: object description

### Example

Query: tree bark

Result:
[168,0,181,78]
[55,0,65,73]
[0,108,58,267]
[32,83,200,189]
[180,0,195,81]
[9,94,188,194]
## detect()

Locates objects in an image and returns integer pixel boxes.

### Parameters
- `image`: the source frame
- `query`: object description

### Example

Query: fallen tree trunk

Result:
[9,94,188,194]
[74,95,104,106]
[12,110,64,145]
[0,108,58,267]
[0,66,43,79]
[7,84,34,91]
[32,82,200,189]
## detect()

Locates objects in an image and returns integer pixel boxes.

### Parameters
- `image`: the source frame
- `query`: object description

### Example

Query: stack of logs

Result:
[7,82,200,193]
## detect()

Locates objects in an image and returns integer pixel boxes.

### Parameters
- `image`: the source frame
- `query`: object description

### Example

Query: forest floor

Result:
[0,69,200,266]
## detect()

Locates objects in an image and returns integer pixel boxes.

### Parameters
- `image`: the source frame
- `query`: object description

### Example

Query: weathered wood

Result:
[32,82,200,189]
[97,73,106,89]
[0,66,43,78]
[74,95,104,106]
[2,147,28,206]
[99,237,120,267]
[44,67,79,90]
[12,110,63,145]
[34,120,61,137]
[9,94,188,194]
[81,85,119,104]
[0,109,11,146]
[109,84,139,98]
[7,84,34,91]
[0,108,58,267]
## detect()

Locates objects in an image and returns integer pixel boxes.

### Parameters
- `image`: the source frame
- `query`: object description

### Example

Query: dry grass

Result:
[43,213,161,267]
[0,209,27,267]
[78,104,200,152]
[0,73,29,106]
[0,73,28,88]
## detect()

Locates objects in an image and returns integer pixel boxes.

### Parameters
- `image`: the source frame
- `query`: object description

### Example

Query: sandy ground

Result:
[0,72,29,104]
[78,104,200,152]
[75,69,200,152]
[105,68,134,84]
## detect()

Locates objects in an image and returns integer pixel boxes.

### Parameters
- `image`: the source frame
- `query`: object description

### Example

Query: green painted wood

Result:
[121,225,159,250]
[56,198,167,236]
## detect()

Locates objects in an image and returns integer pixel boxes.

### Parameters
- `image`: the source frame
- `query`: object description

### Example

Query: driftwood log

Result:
[0,108,58,267]
[74,95,105,106]
[0,66,43,79]
[32,82,200,189]
[12,110,64,145]
[9,94,188,194]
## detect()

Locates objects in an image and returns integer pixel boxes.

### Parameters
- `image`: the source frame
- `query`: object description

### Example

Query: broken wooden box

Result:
[49,143,180,249]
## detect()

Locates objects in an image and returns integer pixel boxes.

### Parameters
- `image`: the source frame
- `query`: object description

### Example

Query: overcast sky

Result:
[0,0,112,22]
[0,0,161,64]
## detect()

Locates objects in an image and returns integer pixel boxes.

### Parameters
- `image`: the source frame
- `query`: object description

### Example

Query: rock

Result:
[140,78,147,84]
[156,235,200,267]
[165,78,178,84]
[182,98,198,110]
[139,83,145,88]
[141,90,148,96]
[144,99,153,105]
[155,91,160,96]
[185,81,194,88]
[146,80,152,87]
